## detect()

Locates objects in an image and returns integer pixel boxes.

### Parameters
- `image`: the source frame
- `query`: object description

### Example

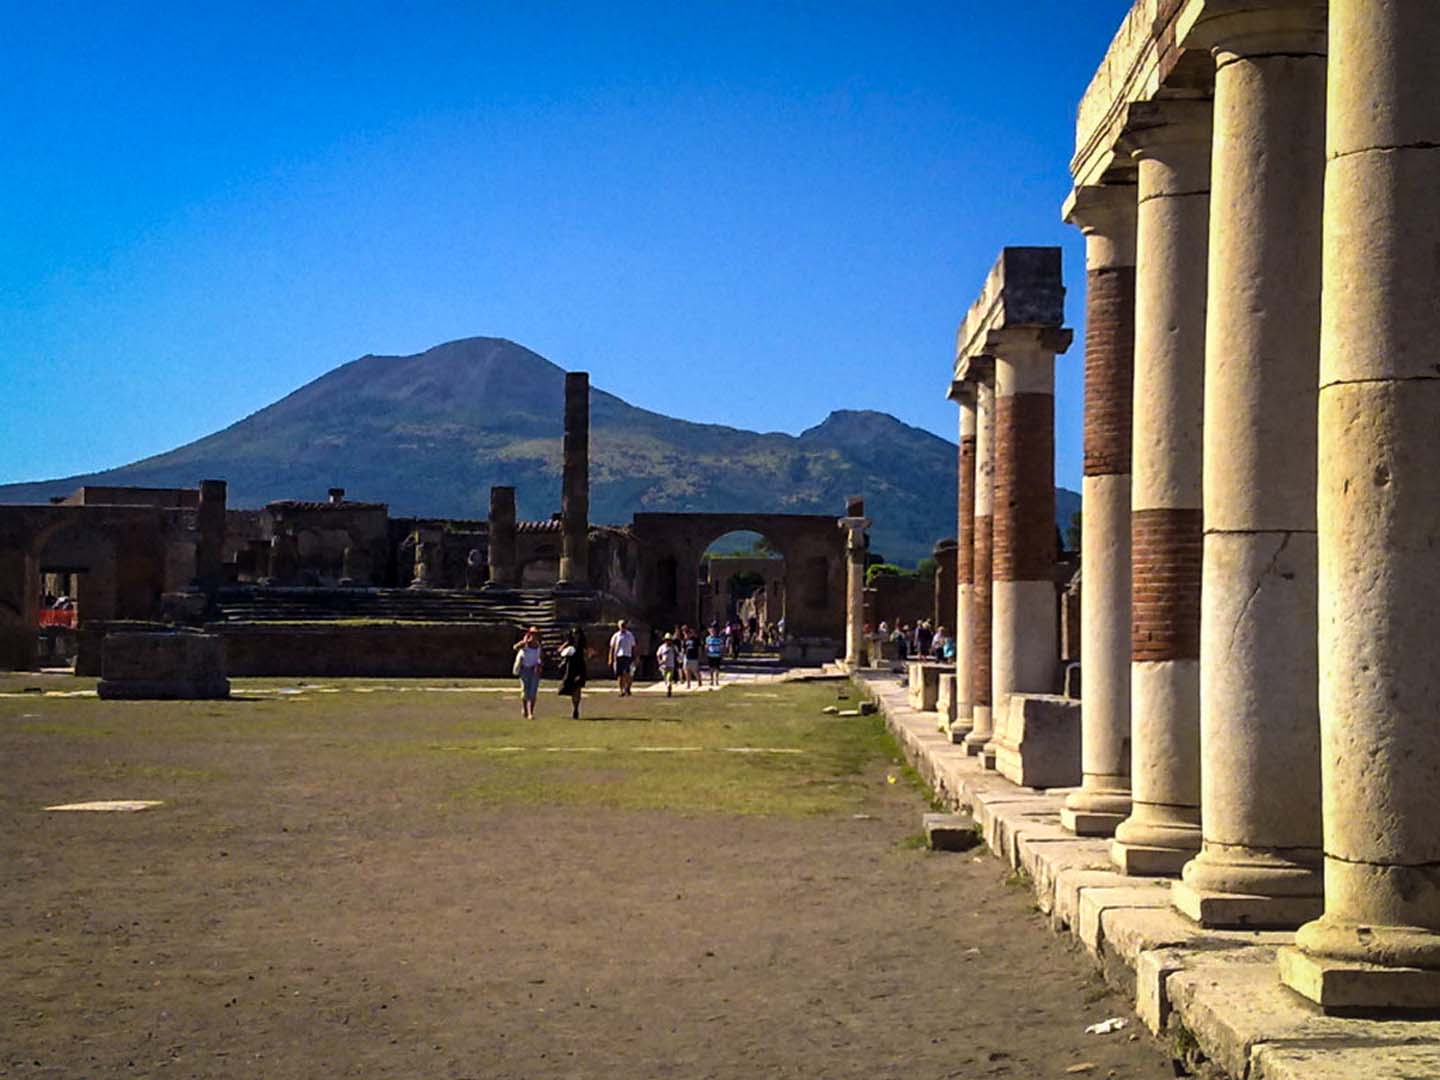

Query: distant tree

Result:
[915,557,938,579]
[1065,510,1082,553]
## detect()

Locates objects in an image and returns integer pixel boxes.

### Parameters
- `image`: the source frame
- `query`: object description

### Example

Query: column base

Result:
[1061,808,1127,837]
[1061,787,1131,837]
[1278,946,1440,1013]
[981,745,998,770]
[1171,880,1323,930]
[948,718,974,744]
[1112,840,1192,877]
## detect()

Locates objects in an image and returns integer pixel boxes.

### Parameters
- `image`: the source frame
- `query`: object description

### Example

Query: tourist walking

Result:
[558,626,588,719]
[512,626,544,719]
[608,619,637,696]
[656,633,681,698]
[704,623,725,687]
[681,625,702,689]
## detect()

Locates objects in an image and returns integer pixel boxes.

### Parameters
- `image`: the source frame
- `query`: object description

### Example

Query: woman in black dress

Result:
[558,626,588,719]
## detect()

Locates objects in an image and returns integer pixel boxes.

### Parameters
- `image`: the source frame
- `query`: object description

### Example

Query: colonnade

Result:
[942,0,1440,1012]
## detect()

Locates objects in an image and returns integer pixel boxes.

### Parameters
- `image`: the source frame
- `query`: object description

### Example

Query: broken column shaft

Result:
[559,371,590,586]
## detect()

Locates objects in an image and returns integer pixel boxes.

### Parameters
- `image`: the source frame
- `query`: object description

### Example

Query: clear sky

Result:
[1,1,1128,490]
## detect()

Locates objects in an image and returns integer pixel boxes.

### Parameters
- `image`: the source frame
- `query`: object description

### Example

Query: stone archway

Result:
[630,513,845,660]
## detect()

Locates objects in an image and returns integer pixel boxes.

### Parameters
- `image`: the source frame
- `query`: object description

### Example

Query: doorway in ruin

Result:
[698,531,786,647]
[31,523,117,668]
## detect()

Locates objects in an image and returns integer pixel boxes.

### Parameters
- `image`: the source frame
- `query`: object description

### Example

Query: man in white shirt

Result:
[608,619,637,697]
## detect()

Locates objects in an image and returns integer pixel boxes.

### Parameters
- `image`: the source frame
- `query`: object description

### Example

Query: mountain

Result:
[0,337,1080,566]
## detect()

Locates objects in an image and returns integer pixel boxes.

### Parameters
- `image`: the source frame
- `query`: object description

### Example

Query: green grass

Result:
[0,677,906,821]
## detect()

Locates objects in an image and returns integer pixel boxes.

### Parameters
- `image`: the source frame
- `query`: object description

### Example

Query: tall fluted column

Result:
[558,371,590,586]
[1281,0,1440,1009]
[840,496,868,669]
[963,374,996,759]
[989,326,1070,774]
[949,381,978,741]
[1173,2,1326,929]
[1061,184,1136,836]
[487,486,519,587]
[1110,100,1211,875]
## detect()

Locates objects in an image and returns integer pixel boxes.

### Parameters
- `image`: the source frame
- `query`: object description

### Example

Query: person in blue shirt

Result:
[704,624,726,687]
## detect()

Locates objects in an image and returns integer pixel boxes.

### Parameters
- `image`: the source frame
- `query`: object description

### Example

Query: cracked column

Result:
[1061,184,1136,836]
[948,379,978,741]
[1173,0,1326,929]
[1110,99,1212,874]
[1280,0,1440,1010]
[963,374,996,759]
[840,496,868,670]
[558,371,590,587]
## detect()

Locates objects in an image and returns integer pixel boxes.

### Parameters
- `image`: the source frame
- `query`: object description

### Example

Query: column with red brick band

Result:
[1061,184,1136,836]
[988,326,1070,778]
[949,380,978,740]
[1108,99,1212,876]
[963,374,996,758]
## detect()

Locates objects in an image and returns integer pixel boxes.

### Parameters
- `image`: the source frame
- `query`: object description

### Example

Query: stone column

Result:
[839,496,868,669]
[932,539,957,633]
[988,326,1069,771]
[1173,1,1326,929]
[1061,184,1136,837]
[949,382,978,740]
[487,486,518,587]
[963,374,996,758]
[194,479,227,593]
[558,371,590,586]
[1280,0,1440,1009]
[1110,99,1211,874]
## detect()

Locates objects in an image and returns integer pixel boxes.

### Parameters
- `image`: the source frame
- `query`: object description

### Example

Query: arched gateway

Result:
[629,512,845,663]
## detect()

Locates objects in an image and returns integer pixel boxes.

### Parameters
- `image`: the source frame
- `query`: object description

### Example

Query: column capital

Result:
[953,353,995,386]
[984,325,1074,359]
[1180,0,1326,58]
[1063,184,1138,270]
[946,378,978,405]
[1119,98,1214,158]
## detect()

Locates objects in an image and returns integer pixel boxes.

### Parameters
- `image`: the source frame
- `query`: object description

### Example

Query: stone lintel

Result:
[954,247,1067,378]
[1071,0,1215,189]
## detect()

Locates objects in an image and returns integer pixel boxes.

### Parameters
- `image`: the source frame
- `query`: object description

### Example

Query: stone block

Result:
[1078,885,1174,956]
[1052,868,1127,932]
[1136,948,1187,1034]
[1110,839,1193,877]
[1171,880,1323,931]
[1254,1042,1440,1080]
[936,672,957,729]
[923,812,980,852]
[995,693,1081,789]
[906,661,951,711]
[1278,946,1440,1013]
[97,632,230,700]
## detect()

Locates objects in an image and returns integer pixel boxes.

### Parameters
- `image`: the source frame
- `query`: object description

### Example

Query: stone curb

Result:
[854,671,1440,1079]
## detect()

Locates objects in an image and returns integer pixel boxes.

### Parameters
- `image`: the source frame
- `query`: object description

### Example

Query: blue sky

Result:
[0,2,1127,490]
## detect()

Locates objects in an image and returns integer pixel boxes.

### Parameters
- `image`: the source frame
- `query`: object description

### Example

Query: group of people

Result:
[870,619,954,662]
[509,619,734,718]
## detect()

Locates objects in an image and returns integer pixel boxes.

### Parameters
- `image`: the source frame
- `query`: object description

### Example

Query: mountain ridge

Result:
[0,336,1079,566]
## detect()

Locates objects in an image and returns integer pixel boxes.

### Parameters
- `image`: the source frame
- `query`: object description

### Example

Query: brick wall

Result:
[972,516,993,707]
[958,435,977,583]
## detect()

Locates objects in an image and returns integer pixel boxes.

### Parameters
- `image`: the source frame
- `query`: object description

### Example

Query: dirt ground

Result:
[0,675,1176,1078]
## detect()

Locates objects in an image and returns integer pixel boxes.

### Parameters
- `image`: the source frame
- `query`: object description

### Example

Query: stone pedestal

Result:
[97,632,230,700]
[949,381,979,741]
[1061,183,1136,837]
[963,378,996,760]
[1109,100,1212,876]
[988,325,1070,774]
[1280,0,1440,1009]
[906,661,951,713]
[1174,3,1326,929]
[995,694,1082,791]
